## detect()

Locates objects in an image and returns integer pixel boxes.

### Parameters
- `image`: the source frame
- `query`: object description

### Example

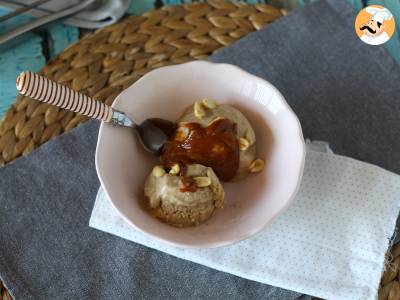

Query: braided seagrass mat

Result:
[0,1,399,299]
[0,0,284,167]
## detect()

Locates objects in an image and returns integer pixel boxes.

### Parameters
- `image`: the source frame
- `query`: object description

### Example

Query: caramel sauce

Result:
[161,119,240,181]
[180,177,197,192]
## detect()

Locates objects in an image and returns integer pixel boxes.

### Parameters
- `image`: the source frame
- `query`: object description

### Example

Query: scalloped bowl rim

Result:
[95,61,306,248]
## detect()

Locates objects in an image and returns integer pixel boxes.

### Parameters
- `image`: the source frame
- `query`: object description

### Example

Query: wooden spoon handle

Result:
[16,71,113,122]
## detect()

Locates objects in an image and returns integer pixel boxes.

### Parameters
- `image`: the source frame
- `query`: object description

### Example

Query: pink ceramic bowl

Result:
[95,61,305,248]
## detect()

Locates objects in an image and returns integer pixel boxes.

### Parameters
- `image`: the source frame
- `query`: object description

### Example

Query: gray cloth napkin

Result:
[1,0,400,299]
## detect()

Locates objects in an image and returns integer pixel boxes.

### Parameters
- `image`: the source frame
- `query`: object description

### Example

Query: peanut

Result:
[249,158,265,173]
[201,98,218,109]
[193,176,212,187]
[239,137,250,151]
[152,165,166,177]
[169,163,180,175]
[194,101,206,119]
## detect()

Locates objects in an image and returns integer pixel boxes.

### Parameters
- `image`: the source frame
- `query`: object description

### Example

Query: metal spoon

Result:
[16,71,176,155]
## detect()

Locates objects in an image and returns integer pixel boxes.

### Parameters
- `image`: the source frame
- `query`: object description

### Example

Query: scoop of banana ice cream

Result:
[178,102,257,181]
[144,164,224,227]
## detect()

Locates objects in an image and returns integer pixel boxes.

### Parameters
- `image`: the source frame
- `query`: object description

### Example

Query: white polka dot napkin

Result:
[89,142,400,300]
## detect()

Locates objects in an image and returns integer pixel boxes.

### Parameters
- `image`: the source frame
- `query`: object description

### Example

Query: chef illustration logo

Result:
[355,5,395,45]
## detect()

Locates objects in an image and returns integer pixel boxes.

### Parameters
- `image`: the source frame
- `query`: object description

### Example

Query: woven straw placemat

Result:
[0,1,398,299]
[0,0,283,166]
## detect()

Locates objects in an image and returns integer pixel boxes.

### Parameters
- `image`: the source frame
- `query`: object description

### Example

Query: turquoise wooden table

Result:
[0,0,399,119]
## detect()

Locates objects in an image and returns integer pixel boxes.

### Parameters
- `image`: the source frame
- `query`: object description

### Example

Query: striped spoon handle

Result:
[16,71,113,122]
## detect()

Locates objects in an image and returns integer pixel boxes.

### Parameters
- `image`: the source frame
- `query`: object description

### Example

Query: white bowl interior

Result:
[96,61,305,248]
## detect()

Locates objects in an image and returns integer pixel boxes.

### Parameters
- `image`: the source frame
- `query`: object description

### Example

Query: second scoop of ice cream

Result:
[144,164,225,227]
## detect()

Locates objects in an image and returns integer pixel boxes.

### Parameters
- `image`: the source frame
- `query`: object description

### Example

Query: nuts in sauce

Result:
[160,118,240,182]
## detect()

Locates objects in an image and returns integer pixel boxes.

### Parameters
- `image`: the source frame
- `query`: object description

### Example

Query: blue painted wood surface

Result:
[0,8,78,117]
[0,9,43,116]
[366,0,400,66]
[0,0,399,119]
